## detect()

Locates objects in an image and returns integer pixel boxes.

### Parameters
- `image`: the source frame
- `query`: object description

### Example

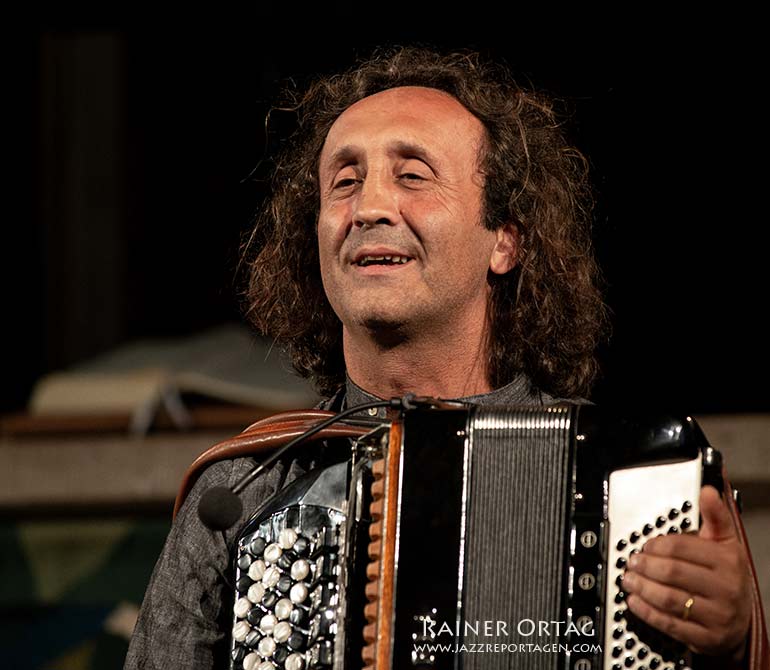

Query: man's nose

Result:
[352,175,398,228]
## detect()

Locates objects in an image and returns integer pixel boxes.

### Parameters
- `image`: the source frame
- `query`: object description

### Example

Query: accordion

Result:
[225,404,724,670]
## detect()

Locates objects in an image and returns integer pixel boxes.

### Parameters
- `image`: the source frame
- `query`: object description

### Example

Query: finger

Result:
[625,552,715,597]
[621,570,722,625]
[641,533,721,569]
[625,593,714,651]
[698,485,736,542]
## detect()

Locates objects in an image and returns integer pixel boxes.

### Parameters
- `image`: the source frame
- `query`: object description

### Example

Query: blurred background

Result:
[2,11,767,669]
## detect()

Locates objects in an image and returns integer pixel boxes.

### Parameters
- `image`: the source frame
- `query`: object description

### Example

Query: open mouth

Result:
[354,255,413,267]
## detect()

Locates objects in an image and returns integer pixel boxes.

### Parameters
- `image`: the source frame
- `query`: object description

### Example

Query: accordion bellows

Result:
[225,404,724,670]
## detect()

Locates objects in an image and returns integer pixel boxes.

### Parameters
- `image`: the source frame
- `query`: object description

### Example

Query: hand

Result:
[622,485,751,660]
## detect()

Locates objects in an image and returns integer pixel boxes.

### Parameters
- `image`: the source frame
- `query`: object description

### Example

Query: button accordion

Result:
[226,404,722,670]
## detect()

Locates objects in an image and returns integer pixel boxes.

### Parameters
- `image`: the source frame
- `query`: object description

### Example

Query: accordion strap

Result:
[722,471,769,670]
[172,409,368,518]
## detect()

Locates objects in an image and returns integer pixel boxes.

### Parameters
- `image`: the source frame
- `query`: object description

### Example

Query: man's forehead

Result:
[342,85,465,114]
[319,86,483,169]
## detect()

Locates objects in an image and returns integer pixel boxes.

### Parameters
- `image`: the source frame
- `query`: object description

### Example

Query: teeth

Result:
[356,255,411,266]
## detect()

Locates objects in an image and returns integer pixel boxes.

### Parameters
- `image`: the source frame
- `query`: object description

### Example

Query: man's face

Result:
[317,86,505,338]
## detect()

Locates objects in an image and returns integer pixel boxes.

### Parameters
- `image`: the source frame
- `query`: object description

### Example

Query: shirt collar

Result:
[342,372,543,417]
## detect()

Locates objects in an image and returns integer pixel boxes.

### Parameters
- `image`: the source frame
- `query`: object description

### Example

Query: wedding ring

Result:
[682,596,695,621]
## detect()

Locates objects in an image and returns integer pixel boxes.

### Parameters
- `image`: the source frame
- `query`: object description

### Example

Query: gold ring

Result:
[682,597,694,621]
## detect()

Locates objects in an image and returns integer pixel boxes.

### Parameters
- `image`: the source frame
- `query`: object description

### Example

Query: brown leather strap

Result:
[240,409,341,435]
[722,471,769,670]
[173,410,369,517]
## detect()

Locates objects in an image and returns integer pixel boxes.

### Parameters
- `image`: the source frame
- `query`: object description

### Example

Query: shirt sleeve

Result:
[124,456,297,670]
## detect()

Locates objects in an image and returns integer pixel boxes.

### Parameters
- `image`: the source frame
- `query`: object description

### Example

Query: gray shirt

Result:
[124,374,572,669]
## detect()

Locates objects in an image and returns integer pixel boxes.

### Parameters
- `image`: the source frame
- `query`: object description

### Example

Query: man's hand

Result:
[622,485,751,661]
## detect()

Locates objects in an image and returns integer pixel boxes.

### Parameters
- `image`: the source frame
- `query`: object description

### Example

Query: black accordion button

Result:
[625,637,636,649]
[278,552,296,571]
[612,646,623,658]
[624,655,635,667]
[668,526,681,534]
[287,630,306,651]
[629,531,641,544]
[248,537,266,557]
[237,554,253,570]
[682,500,693,512]
[655,516,666,528]
[231,646,246,664]
[616,557,627,569]
[289,607,309,627]
[277,575,293,594]
[244,629,260,648]
[681,517,692,531]
[649,657,661,669]
[616,539,627,551]
[274,645,290,664]
[247,609,263,626]
[614,591,626,604]
[612,665,622,670]
[637,647,649,659]
[643,523,653,536]
[613,608,625,622]
[292,536,310,556]
[612,627,624,639]
[236,576,252,594]
[668,508,680,520]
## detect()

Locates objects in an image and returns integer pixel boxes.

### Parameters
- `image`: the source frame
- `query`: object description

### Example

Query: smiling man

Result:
[317,86,517,399]
[125,46,765,669]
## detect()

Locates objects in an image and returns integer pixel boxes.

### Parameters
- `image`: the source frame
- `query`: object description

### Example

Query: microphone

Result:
[197,395,433,531]
[198,486,243,531]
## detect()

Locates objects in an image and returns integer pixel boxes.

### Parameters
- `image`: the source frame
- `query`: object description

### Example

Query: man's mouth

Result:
[354,255,413,267]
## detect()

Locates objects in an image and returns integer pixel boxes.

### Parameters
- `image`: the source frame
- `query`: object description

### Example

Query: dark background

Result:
[6,12,768,414]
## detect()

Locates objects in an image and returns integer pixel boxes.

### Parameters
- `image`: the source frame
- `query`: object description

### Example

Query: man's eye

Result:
[400,173,425,181]
[334,178,358,189]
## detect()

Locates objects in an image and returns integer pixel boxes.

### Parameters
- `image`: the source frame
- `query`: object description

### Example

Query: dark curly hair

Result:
[242,45,608,399]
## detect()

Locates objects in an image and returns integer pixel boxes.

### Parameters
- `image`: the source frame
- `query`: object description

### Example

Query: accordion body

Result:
[227,404,722,670]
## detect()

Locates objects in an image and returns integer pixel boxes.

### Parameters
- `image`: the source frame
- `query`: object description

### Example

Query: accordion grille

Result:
[463,406,572,670]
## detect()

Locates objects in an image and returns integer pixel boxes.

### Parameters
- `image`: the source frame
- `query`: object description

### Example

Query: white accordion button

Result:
[256,661,276,670]
[264,542,283,563]
[232,620,251,642]
[262,566,281,588]
[242,651,260,670]
[275,597,293,620]
[233,596,251,619]
[273,621,292,643]
[247,582,265,604]
[279,528,298,549]
[290,559,310,581]
[248,559,266,581]
[285,653,305,670]
[257,636,276,658]
[259,613,277,634]
[290,582,308,604]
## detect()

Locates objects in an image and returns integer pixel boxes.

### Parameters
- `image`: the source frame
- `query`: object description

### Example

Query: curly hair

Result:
[242,45,608,399]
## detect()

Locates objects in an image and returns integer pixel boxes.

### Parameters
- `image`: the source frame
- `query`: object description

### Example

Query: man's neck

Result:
[342,325,492,399]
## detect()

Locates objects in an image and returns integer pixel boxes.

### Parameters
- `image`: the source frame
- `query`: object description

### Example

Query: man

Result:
[126,46,761,668]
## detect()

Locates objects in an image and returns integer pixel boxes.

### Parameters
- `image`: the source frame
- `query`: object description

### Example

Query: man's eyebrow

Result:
[322,141,440,172]
[388,141,439,169]
[323,144,360,171]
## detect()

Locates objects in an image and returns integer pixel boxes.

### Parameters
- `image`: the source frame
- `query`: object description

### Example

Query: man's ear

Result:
[489,222,519,275]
